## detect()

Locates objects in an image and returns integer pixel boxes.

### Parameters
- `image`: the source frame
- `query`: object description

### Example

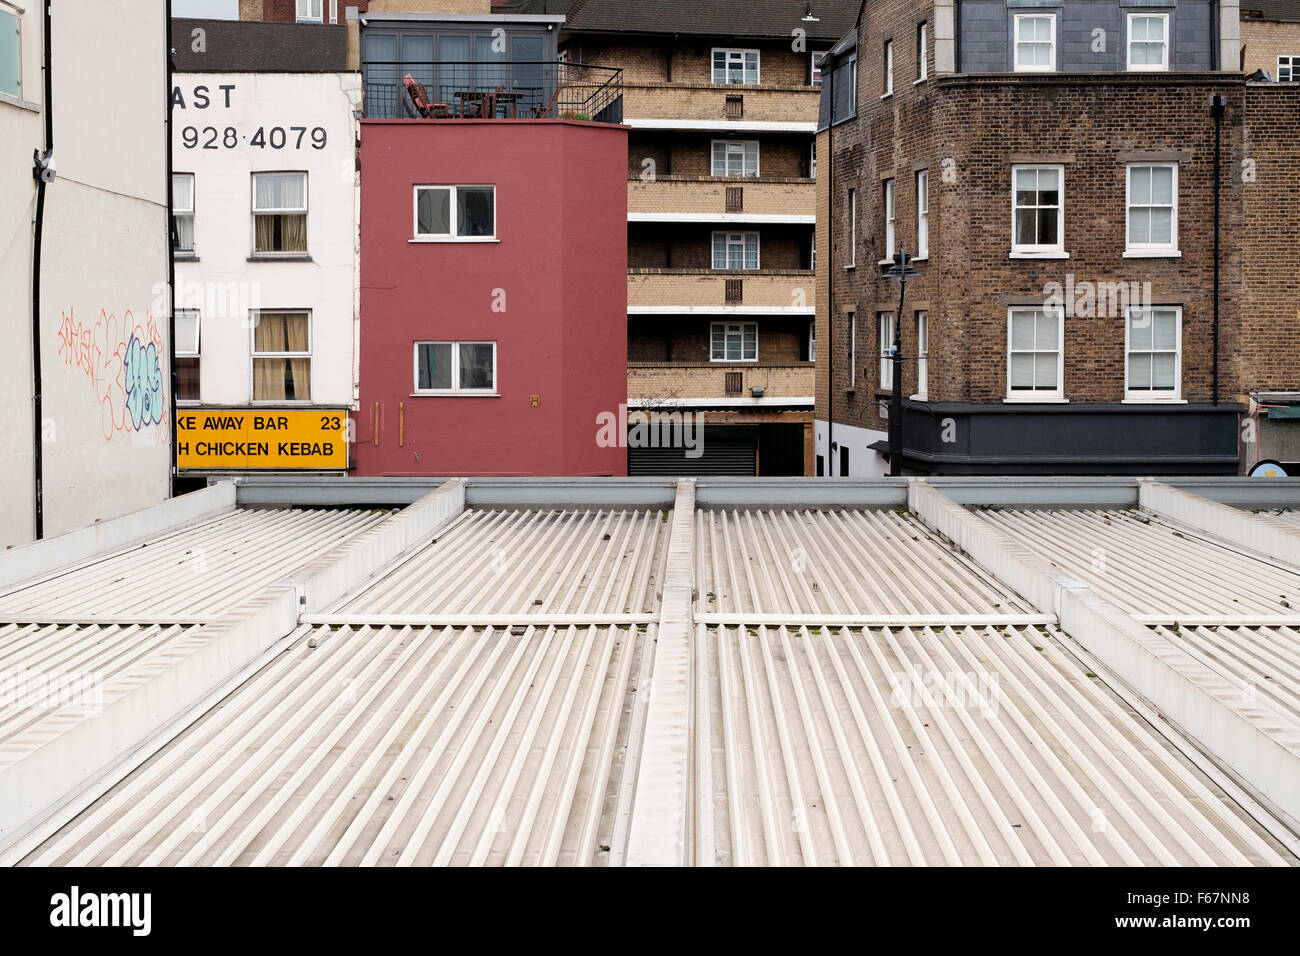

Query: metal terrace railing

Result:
[363,60,623,123]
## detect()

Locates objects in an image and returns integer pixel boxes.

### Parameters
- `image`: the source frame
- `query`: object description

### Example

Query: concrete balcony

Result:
[627,363,814,404]
[622,82,820,130]
[627,269,815,315]
[627,176,815,223]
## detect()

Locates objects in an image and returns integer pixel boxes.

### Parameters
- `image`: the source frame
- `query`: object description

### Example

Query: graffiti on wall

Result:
[57,308,168,442]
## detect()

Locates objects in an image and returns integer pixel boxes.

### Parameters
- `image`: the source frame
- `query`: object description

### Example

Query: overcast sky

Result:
[173,0,237,18]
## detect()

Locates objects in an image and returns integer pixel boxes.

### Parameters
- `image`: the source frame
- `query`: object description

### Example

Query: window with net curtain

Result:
[252,311,311,401]
[173,174,195,254]
[253,172,307,255]
[175,310,201,402]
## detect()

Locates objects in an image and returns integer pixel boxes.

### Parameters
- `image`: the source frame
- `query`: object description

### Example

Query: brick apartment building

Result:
[541,0,859,475]
[815,0,1298,476]
[239,0,368,22]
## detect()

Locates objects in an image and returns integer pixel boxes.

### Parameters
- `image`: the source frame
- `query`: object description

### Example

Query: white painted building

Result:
[170,18,360,476]
[0,0,171,547]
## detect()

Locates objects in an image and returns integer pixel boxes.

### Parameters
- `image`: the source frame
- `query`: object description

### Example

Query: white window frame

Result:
[810,142,817,180]
[915,169,929,259]
[884,40,894,96]
[848,312,857,389]
[1011,164,1065,256]
[296,0,323,23]
[709,322,758,363]
[1279,55,1298,82]
[883,179,896,261]
[808,320,816,363]
[412,340,498,395]
[412,184,498,241]
[175,309,201,405]
[917,22,929,82]
[251,171,308,257]
[1006,307,1065,401]
[173,172,195,255]
[879,312,895,389]
[0,1,22,101]
[1013,14,1057,73]
[712,230,760,270]
[250,310,312,404]
[710,139,760,178]
[811,50,828,86]
[846,188,856,268]
[1127,13,1170,73]
[329,0,338,23]
[712,48,759,85]
[915,311,929,400]
[1125,307,1182,401]
[1125,163,1179,256]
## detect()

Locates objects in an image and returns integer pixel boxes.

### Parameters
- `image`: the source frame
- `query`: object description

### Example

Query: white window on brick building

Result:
[884,40,894,95]
[811,50,828,85]
[917,22,928,82]
[879,312,895,389]
[915,311,929,400]
[711,140,759,177]
[1126,307,1181,400]
[710,322,758,362]
[1127,13,1169,72]
[1011,165,1064,255]
[916,170,929,258]
[712,231,759,270]
[1014,14,1056,72]
[847,187,856,268]
[1007,307,1064,400]
[713,48,759,85]
[1278,55,1298,81]
[296,0,323,23]
[883,178,896,260]
[1126,163,1178,255]
[847,310,857,389]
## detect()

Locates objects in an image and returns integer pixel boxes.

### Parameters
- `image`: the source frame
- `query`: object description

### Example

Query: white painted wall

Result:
[171,71,361,411]
[0,0,172,547]
[814,418,889,477]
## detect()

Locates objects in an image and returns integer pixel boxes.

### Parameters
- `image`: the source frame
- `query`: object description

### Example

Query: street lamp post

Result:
[883,249,918,477]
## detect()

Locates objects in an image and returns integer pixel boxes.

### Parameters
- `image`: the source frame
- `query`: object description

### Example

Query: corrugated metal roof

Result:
[0,509,386,622]
[24,623,643,866]
[691,623,1291,865]
[974,508,1300,617]
[698,509,1028,616]
[339,509,668,616]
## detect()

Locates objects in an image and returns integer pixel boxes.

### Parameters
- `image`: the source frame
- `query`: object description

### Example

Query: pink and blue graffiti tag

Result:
[57,308,168,441]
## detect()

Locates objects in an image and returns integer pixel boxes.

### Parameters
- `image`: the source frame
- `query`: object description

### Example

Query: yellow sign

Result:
[177,408,348,470]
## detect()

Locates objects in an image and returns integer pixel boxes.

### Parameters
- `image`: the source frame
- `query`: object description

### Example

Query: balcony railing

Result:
[363,60,623,123]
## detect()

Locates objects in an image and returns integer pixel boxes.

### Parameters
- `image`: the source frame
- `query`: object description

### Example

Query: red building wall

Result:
[357,120,629,476]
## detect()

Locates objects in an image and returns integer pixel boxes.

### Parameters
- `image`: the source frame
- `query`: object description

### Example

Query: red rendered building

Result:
[356,118,629,476]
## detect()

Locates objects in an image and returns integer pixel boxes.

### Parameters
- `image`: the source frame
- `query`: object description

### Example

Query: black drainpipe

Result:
[166,0,177,494]
[30,0,54,540]
[825,59,834,476]
[1210,93,1224,405]
[954,1,962,72]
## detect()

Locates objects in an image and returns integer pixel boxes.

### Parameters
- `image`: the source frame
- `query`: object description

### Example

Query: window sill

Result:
[0,91,40,112]
[250,400,315,405]
[1123,249,1181,258]
[709,359,760,364]
[248,254,313,262]
[910,394,928,401]
[1009,251,1069,259]
[410,391,500,398]
[1003,396,1068,404]
[881,91,894,100]
[844,263,856,270]
[912,255,928,263]
[914,77,928,86]
[174,253,200,262]
[409,237,501,244]
[1122,397,1186,404]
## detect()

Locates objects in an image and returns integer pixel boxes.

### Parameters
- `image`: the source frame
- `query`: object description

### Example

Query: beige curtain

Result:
[281,214,307,252]
[253,313,310,401]
[255,215,277,253]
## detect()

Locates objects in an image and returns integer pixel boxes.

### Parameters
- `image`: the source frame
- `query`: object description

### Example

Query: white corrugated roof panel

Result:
[698,509,1028,616]
[0,509,387,622]
[23,623,644,866]
[974,508,1300,617]
[339,509,669,616]
[690,623,1292,866]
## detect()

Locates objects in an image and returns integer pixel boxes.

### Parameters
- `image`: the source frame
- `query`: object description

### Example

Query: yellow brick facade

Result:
[1241,20,1300,75]
[627,365,815,401]
[366,0,491,13]
[622,84,820,124]
[628,271,814,309]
